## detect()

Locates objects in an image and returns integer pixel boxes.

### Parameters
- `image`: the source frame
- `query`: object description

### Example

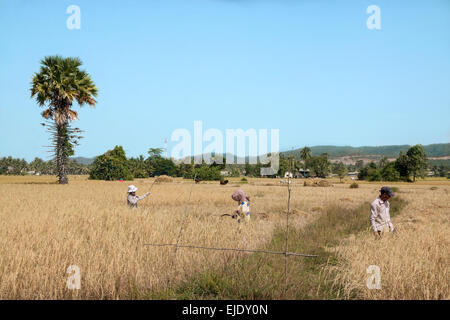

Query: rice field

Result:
[0,175,448,299]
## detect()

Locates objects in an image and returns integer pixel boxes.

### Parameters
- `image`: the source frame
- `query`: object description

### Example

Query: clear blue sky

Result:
[1,0,449,161]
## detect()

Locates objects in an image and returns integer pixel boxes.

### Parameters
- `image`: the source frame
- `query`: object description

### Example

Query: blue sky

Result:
[1,0,449,161]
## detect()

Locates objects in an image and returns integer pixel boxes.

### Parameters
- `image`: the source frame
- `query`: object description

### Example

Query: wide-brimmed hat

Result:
[128,185,138,193]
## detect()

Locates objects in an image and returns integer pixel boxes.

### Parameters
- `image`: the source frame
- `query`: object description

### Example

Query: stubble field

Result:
[0,175,448,299]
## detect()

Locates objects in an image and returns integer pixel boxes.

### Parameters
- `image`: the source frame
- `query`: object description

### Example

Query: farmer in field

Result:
[127,185,150,209]
[231,189,251,224]
[370,186,395,238]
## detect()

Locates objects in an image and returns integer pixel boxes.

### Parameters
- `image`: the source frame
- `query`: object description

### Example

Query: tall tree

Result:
[148,148,164,158]
[300,147,312,162]
[306,154,331,178]
[31,56,97,184]
[300,146,311,170]
[406,144,428,182]
[394,152,410,180]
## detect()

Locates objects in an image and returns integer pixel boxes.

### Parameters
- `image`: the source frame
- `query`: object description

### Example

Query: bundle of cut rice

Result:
[155,175,173,183]
[303,179,332,187]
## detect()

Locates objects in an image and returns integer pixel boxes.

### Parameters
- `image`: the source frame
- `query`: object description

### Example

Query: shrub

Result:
[349,182,359,189]
[185,166,221,181]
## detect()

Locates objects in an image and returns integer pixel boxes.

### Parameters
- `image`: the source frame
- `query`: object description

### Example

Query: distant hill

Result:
[282,143,450,159]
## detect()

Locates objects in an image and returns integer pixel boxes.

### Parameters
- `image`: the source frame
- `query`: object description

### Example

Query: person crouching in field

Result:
[370,186,395,238]
[231,189,251,224]
[127,185,150,209]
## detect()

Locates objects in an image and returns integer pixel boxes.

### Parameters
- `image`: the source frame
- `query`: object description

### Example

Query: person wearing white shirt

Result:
[370,186,395,238]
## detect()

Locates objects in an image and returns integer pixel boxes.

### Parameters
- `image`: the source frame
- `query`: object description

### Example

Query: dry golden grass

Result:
[327,183,450,300]
[0,175,448,299]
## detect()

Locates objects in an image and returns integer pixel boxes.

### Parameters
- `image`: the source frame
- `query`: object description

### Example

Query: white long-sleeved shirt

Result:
[370,197,394,232]
[127,192,150,208]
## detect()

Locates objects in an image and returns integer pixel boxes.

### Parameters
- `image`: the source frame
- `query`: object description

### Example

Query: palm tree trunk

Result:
[56,122,69,184]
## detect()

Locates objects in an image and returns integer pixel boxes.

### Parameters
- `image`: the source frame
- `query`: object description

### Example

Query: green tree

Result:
[277,155,290,177]
[306,154,331,178]
[299,147,311,169]
[89,146,133,181]
[31,56,97,184]
[406,144,428,181]
[148,148,163,158]
[129,155,148,178]
[152,158,177,176]
[380,162,400,181]
[29,157,46,173]
[395,152,410,180]
[334,161,348,182]
[367,168,382,181]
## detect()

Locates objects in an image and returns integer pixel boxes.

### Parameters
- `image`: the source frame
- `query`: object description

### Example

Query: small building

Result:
[298,169,310,178]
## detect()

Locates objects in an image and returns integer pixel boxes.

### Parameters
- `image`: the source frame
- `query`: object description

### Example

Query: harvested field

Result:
[0,176,448,299]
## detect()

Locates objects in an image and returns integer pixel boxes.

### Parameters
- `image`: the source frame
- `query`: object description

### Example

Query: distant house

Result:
[284,171,293,179]
[220,170,229,177]
[347,171,359,176]
[26,171,35,175]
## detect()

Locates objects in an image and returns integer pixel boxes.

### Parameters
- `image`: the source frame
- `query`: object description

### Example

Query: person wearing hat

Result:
[127,185,150,209]
[370,186,395,238]
[231,189,251,224]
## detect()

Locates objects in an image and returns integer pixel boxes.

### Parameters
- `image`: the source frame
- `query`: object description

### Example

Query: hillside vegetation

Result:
[283,143,450,158]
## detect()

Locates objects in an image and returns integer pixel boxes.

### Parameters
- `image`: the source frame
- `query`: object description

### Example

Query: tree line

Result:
[0,156,89,175]
[2,144,448,181]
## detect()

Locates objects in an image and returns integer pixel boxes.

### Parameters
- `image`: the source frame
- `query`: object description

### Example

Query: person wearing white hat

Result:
[127,185,150,208]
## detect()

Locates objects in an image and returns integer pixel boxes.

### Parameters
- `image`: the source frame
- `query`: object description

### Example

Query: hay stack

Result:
[303,179,332,187]
[154,175,173,183]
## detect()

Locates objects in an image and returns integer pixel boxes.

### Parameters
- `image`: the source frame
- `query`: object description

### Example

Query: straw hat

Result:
[128,185,138,193]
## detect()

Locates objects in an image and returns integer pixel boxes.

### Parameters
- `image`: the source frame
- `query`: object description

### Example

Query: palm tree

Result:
[31,56,98,184]
[300,147,311,161]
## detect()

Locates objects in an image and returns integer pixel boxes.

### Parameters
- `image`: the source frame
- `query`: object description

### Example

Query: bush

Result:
[349,182,359,189]
[240,177,248,183]
[185,165,221,181]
